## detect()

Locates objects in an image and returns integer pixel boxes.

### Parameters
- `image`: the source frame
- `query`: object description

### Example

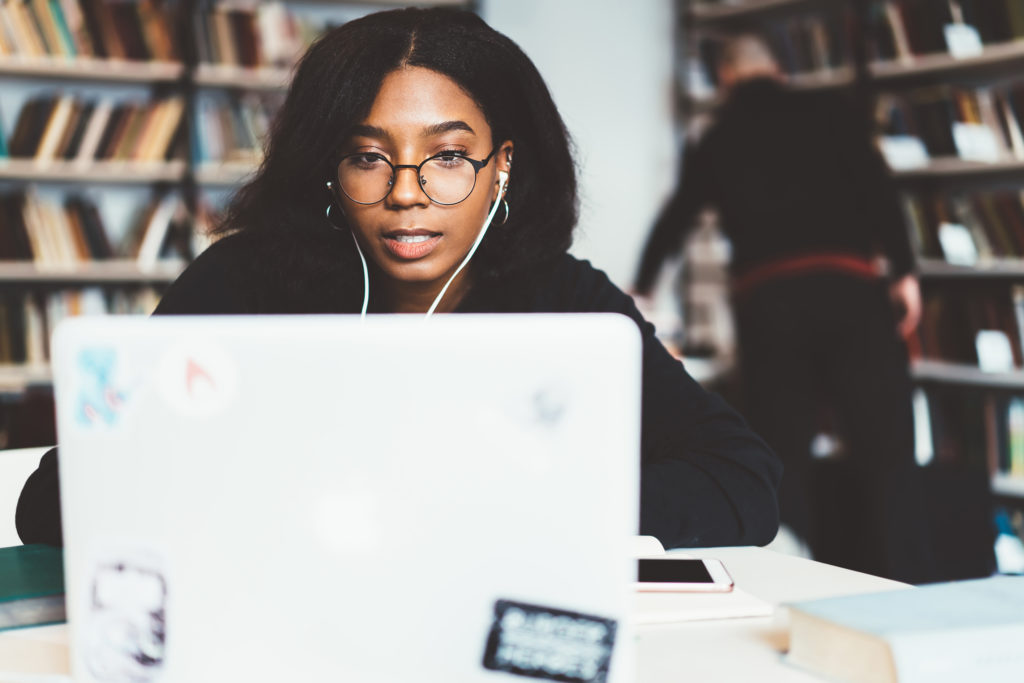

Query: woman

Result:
[18,7,780,549]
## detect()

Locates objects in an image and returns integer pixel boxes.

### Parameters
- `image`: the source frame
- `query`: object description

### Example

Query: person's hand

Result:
[889,274,921,339]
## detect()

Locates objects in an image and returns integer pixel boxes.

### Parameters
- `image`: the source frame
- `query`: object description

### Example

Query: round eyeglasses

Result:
[336,148,497,206]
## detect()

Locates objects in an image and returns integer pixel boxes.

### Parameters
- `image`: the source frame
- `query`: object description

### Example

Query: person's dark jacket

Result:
[634,77,913,294]
[18,230,782,549]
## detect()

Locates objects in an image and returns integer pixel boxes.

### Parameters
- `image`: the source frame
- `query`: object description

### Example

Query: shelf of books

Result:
[913,382,1024,501]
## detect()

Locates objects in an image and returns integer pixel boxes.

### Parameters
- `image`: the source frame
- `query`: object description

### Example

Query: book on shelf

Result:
[121,190,185,266]
[0,188,188,266]
[902,189,1024,262]
[867,0,1024,63]
[5,93,185,165]
[0,0,179,62]
[913,380,1024,483]
[876,81,1024,168]
[0,286,161,365]
[0,544,65,632]
[785,575,1024,683]
[193,90,282,164]
[914,284,1024,372]
[195,1,330,71]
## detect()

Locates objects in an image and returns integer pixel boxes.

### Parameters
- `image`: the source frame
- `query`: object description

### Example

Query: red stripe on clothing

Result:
[733,253,881,295]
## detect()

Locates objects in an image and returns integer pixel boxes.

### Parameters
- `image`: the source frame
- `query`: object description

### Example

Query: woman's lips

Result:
[382,230,441,260]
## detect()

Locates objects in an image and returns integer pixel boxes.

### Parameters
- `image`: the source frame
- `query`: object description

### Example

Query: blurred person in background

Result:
[632,35,935,583]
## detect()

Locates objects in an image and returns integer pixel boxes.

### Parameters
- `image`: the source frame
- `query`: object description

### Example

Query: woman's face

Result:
[335,67,512,309]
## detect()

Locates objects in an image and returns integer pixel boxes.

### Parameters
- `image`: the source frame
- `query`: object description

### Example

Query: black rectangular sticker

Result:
[482,599,617,682]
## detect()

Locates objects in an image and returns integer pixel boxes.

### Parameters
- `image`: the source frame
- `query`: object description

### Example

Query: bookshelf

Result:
[0,0,472,449]
[681,1,1024,561]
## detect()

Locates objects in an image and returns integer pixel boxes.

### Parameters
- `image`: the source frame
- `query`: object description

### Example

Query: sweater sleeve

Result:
[15,447,62,545]
[633,139,714,295]
[831,101,916,278]
[551,257,782,548]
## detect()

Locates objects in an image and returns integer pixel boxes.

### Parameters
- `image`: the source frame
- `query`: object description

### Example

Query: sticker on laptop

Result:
[74,348,135,430]
[157,342,238,418]
[85,553,167,683]
[482,599,617,682]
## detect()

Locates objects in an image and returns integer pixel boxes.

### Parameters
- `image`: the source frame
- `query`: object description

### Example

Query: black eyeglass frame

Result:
[336,148,498,206]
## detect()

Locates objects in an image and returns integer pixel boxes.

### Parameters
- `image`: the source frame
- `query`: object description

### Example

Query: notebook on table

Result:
[51,314,642,683]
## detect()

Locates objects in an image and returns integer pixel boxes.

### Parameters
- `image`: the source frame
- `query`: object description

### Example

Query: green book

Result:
[0,544,65,631]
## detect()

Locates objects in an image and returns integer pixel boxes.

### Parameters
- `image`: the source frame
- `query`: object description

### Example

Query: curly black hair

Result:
[216,7,578,305]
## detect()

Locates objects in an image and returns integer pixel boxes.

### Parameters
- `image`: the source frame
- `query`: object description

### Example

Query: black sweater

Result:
[634,78,914,294]
[17,231,782,549]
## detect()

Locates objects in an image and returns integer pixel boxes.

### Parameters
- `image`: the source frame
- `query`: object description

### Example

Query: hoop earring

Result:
[497,198,510,225]
[325,201,345,231]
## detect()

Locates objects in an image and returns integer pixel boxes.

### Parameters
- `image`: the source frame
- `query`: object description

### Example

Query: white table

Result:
[638,546,907,681]
[0,545,907,682]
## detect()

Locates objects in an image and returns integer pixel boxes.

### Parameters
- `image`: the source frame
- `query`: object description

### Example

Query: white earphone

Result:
[340,164,510,320]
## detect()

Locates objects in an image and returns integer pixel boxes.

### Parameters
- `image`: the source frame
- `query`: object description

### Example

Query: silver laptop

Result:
[52,314,641,683]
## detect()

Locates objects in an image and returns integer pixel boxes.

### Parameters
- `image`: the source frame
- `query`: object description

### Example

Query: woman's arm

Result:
[633,139,715,296]
[550,255,782,548]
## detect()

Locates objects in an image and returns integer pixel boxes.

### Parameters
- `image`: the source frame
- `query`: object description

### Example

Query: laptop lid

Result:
[52,314,641,683]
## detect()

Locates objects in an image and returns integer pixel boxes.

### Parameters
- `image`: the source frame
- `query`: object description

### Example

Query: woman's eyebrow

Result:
[349,124,389,139]
[347,120,475,140]
[422,120,475,136]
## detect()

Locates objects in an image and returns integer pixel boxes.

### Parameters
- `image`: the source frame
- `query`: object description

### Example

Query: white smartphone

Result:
[634,557,734,592]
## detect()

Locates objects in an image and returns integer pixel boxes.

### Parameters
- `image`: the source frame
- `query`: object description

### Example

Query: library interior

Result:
[2,1,1024,682]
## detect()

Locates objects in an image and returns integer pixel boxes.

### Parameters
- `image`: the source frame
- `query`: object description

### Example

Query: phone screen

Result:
[637,559,714,583]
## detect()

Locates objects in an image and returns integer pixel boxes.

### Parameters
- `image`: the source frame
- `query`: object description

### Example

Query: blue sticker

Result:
[483,599,617,682]
[76,349,129,428]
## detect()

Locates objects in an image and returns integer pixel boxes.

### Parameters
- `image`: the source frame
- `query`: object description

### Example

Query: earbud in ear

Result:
[498,170,509,183]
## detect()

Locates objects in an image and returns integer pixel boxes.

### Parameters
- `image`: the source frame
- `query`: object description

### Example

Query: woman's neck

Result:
[379,269,474,314]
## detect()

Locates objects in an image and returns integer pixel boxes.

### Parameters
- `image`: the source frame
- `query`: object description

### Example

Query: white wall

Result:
[482,0,678,288]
